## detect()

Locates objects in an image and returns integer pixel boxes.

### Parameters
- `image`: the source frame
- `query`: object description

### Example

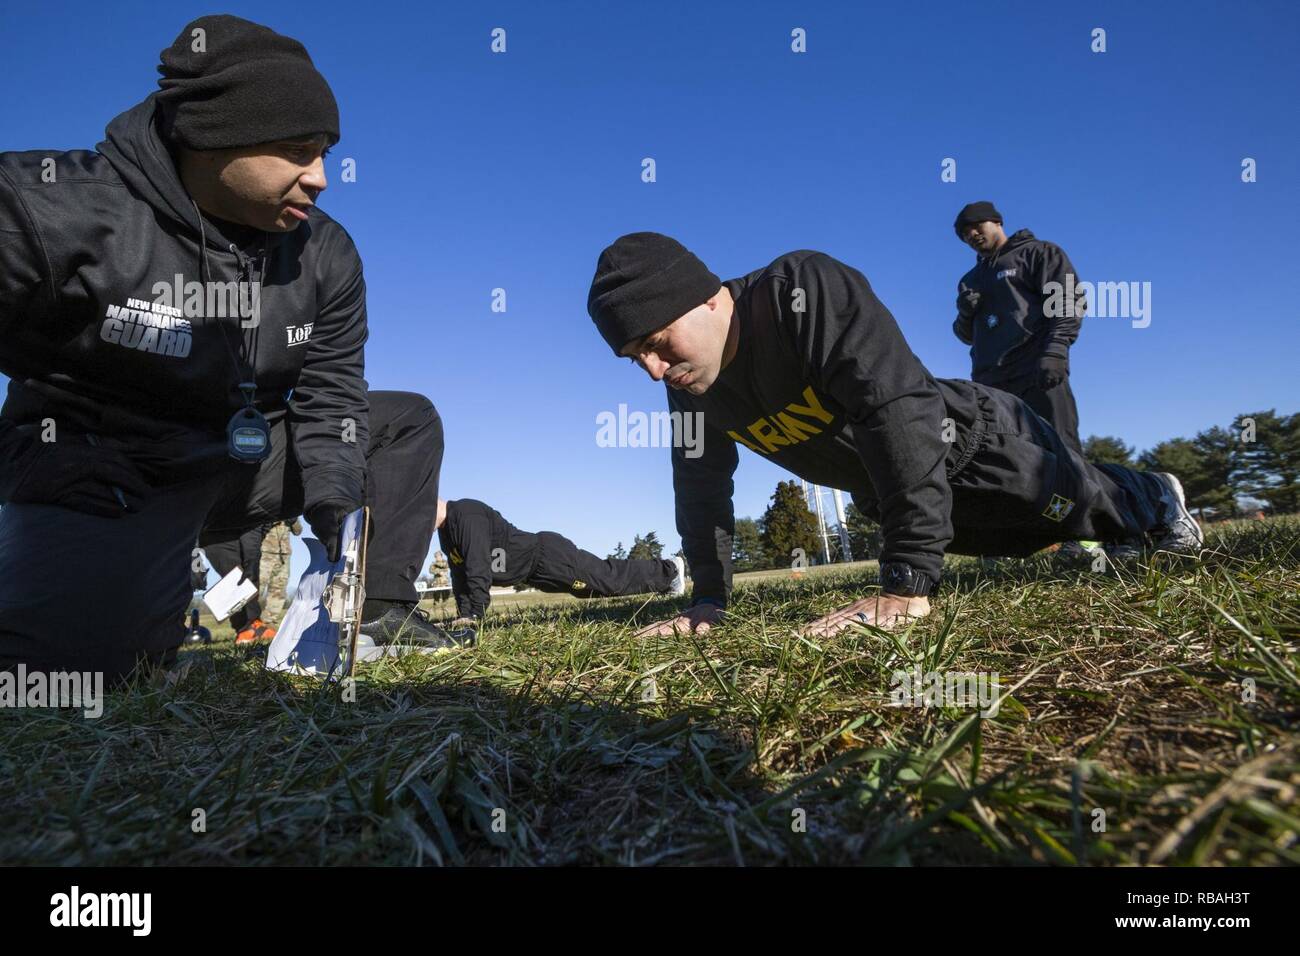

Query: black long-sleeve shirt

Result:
[437,499,539,618]
[953,229,1086,384]
[668,251,983,605]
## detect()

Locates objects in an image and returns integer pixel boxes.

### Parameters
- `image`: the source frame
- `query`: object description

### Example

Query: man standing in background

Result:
[952,201,1086,456]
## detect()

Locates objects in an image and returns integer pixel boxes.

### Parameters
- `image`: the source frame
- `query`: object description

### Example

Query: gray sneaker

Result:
[1151,472,1204,555]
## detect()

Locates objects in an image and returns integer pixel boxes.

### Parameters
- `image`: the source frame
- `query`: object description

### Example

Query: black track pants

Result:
[0,391,442,681]
[946,385,1164,557]
[991,374,1084,457]
[200,390,442,607]
[527,531,676,599]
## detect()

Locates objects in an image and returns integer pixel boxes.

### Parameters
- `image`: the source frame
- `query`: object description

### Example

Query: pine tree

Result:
[732,517,768,571]
[607,541,628,561]
[843,501,883,560]
[1083,435,1135,467]
[628,532,664,560]
[1234,410,1300,514]
[1193,426,1244,516]
[760,480,821,566]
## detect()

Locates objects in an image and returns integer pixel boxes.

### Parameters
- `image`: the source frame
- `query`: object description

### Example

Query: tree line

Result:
[607,532,677,562]
[1082,408,1297,519]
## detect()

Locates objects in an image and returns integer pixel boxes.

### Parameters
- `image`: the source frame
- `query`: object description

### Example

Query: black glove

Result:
[1037,355,1068,390]
[305,500,355,563]
[956,289,981,318]
[2,435,149,518]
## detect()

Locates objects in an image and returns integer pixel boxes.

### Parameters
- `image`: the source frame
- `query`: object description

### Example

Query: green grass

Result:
[2,517,1297,865]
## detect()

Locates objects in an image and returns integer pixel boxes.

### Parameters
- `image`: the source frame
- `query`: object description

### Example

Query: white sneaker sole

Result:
[353,635,465,662]
[669,556,687,597]
[1154,472,1204,552]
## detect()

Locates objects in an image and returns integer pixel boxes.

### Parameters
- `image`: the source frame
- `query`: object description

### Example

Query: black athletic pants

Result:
[991,373,1084,457]
[526,531,676,599]
[0,391,442,681]
[944,384,1163,558]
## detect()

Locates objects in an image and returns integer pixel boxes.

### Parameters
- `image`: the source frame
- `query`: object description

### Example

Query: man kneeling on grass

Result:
[435,498,686,636]
[586,233,1203,639]
[0,15,455,680]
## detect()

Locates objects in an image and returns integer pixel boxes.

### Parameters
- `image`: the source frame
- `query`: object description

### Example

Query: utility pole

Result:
[799,478,846,564]
[832,488,853,562]
[809,483,831,565]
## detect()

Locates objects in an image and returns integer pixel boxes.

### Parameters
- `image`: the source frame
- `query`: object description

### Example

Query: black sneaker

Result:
[1104,538,1145,564]
[356,604,475,658]
[1056,540,1100,564]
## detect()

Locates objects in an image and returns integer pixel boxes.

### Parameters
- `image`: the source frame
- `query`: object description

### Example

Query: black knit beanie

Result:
[954,201,1003,237]
[156,14,340,150]
[587,233,721,356]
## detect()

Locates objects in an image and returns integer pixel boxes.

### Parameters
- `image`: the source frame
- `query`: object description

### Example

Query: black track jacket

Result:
[952,229,1085,385]
[0,94,369,511]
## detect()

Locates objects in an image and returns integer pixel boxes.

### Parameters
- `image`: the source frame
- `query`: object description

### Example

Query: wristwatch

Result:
[879,561,934,598]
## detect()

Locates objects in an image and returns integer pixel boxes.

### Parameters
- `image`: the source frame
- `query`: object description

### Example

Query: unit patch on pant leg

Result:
[1043,494,1075,522]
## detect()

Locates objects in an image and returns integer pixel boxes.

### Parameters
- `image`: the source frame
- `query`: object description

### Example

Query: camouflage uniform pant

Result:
[258,523,293,626]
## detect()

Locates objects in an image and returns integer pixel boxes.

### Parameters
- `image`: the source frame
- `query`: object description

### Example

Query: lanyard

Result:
[193,204,274,463]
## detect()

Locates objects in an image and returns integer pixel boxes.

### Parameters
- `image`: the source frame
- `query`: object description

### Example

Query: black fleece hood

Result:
[97,94,286,257]
[982,228,1036,262]
[97,94,201,238]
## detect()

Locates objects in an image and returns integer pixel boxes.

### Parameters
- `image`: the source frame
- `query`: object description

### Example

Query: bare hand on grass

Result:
[635,602,724,637]
[802,594,931,639]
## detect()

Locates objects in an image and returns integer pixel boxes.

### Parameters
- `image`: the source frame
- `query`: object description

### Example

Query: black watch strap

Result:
[880,561,934,598]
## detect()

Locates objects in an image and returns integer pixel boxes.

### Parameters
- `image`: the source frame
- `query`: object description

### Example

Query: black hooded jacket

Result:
[952,229,1085,385]
[0,94,369,509]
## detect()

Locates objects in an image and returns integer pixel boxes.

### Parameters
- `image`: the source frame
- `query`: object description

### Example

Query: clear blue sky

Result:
[3,0,1297,580]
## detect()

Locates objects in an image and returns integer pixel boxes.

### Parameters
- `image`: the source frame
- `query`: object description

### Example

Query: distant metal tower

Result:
[832,488,853,562]
[799,479,850,564]
[808,483,832,565]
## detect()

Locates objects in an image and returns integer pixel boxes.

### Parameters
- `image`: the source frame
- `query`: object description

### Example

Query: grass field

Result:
[2,517,1297,866]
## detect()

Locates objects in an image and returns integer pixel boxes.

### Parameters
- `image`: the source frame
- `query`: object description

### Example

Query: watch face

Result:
[884,563,911,591]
